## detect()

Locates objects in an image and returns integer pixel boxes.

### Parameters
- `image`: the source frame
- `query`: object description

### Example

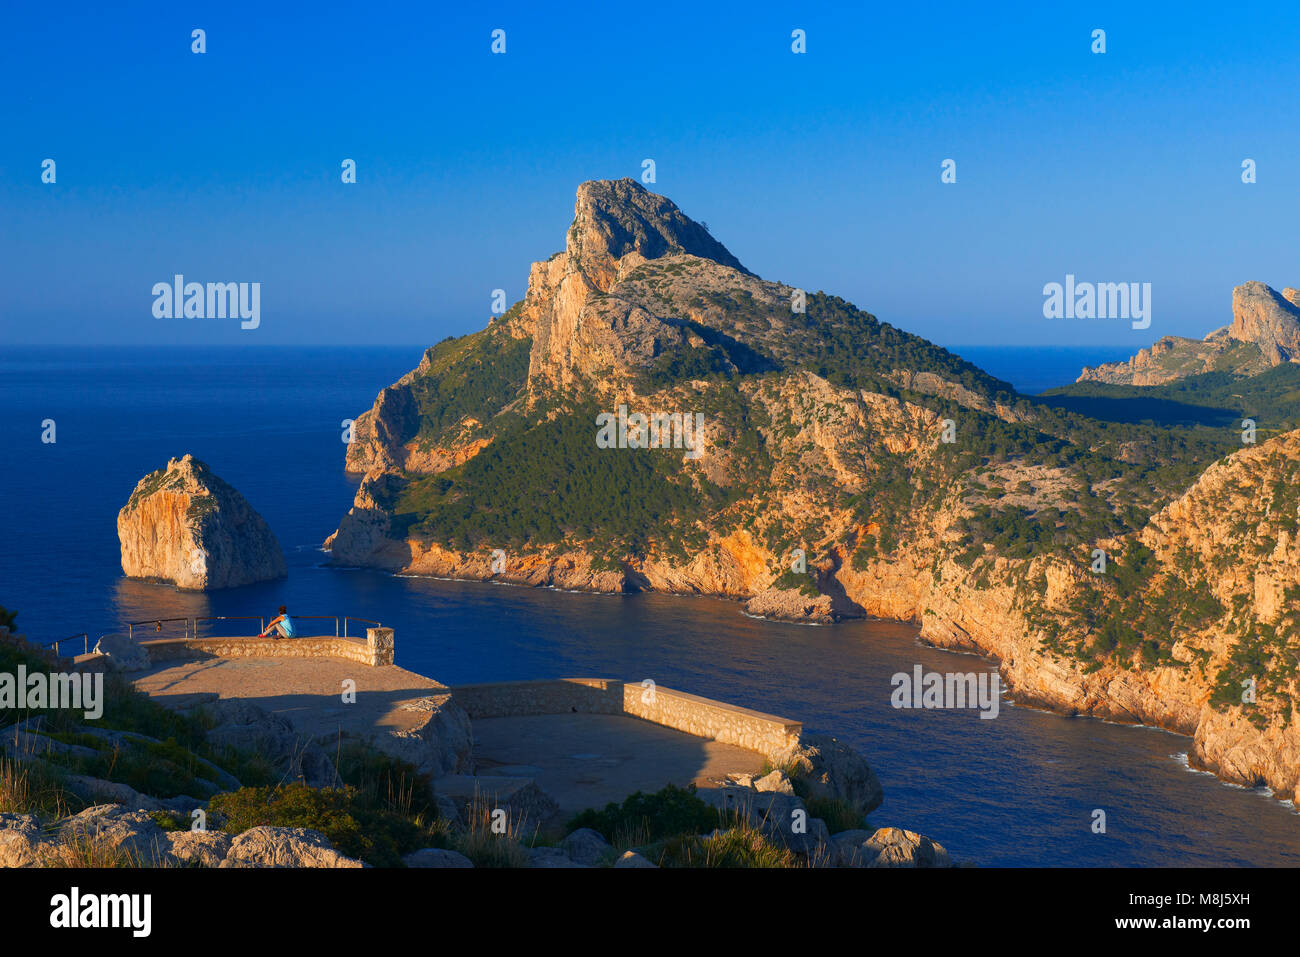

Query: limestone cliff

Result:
[118,455,285,590]
[328,179,1300,803]
[1231,281,1300,365]
[1078,280,1297,385]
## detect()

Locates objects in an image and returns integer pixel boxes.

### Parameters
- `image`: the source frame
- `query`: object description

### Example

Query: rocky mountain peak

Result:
[516,179,756,392]
[567,178,749,285]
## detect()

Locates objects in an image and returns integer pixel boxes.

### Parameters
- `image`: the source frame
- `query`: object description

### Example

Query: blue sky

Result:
[3,1,1298,349]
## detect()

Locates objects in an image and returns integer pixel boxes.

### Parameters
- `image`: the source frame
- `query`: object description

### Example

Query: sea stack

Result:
[117,454,286,590]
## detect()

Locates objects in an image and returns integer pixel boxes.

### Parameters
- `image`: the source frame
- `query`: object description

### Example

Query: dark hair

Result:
[278,605,287,614]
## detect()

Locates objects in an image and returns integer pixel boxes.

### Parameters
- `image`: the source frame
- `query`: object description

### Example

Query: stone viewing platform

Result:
[45,615,905,859]
[115,621,809,821]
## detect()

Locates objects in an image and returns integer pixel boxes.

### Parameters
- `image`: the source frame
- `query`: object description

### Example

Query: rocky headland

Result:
[324,178,1300,806]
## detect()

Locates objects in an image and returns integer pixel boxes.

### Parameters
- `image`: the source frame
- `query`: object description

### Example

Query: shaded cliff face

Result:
[329,178,1300,801]
[1078,280,1298,385]
[118,455,286,590]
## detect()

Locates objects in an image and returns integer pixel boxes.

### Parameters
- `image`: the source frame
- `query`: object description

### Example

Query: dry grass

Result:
[655,818,808,868]
[41,833,172,868]
[449,798,534,868]
[0,757,72,817]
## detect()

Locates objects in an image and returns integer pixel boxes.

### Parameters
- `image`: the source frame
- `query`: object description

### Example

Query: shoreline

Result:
[324,555,1295,812]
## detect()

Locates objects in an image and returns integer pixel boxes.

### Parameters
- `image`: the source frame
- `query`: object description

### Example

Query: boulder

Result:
[90,633,149,672]
[63,774,168,812]
[744,587,835,624]
[218,826,364,868]
[0,719,100,760]
[697,786,829,855]
[166,830,233,867]
[614,850,657,868]
[403,847,474,868]
[58,805,171,864]
[436,775,560,830]
[833,827,953,868]
[197,698,335,787]
[753,769,795,795]
[779,733,883,816]
[0,813,55,867]
[528,845,588,868]
[560,827,612,865]
[117,454,285,590]
[434,794,461,825]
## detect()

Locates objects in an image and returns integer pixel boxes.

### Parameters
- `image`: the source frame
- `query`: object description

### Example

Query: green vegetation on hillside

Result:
[1042,363,1300,433]
[392,400,750,558]
[409,318,532,448]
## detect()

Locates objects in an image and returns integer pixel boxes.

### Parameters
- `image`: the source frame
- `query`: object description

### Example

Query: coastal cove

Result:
[3,346,1299,867]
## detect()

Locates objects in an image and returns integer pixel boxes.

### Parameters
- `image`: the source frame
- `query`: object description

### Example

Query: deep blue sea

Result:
[2,345,1296,867]
[948,345,1137,395]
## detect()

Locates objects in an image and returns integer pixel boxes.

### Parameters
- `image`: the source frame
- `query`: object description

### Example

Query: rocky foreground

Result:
[1,622,952,868]
[118,454,285,590]
[0,803,951,869]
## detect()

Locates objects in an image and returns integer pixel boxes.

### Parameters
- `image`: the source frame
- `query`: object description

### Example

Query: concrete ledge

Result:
[448,678,802,763]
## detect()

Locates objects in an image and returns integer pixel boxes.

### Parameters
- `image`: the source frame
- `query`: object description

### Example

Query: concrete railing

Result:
[448,678,803,763]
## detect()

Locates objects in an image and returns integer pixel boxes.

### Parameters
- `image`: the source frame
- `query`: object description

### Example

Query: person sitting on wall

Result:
[258,606,297,640]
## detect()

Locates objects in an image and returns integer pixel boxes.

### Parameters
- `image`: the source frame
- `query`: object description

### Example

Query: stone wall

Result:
[141,627,394,668]
[622,683,802,760]
[448,678,803,762]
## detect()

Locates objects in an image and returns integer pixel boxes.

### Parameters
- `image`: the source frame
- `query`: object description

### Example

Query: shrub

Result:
[655,819,803,868]
[567,784,727,847]
[802,795,865,834]
[208,782,425,867]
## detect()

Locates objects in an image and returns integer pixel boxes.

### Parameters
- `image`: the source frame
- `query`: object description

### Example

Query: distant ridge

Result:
[1077,281,1300,386]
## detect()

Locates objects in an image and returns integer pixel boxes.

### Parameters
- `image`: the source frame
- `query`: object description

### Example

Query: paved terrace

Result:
[133,653,448,740]
[472,714,764,816]
[126,633,782,813]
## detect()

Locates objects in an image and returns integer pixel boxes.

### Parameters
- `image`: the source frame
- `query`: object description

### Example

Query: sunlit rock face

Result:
[117,454,285,590]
